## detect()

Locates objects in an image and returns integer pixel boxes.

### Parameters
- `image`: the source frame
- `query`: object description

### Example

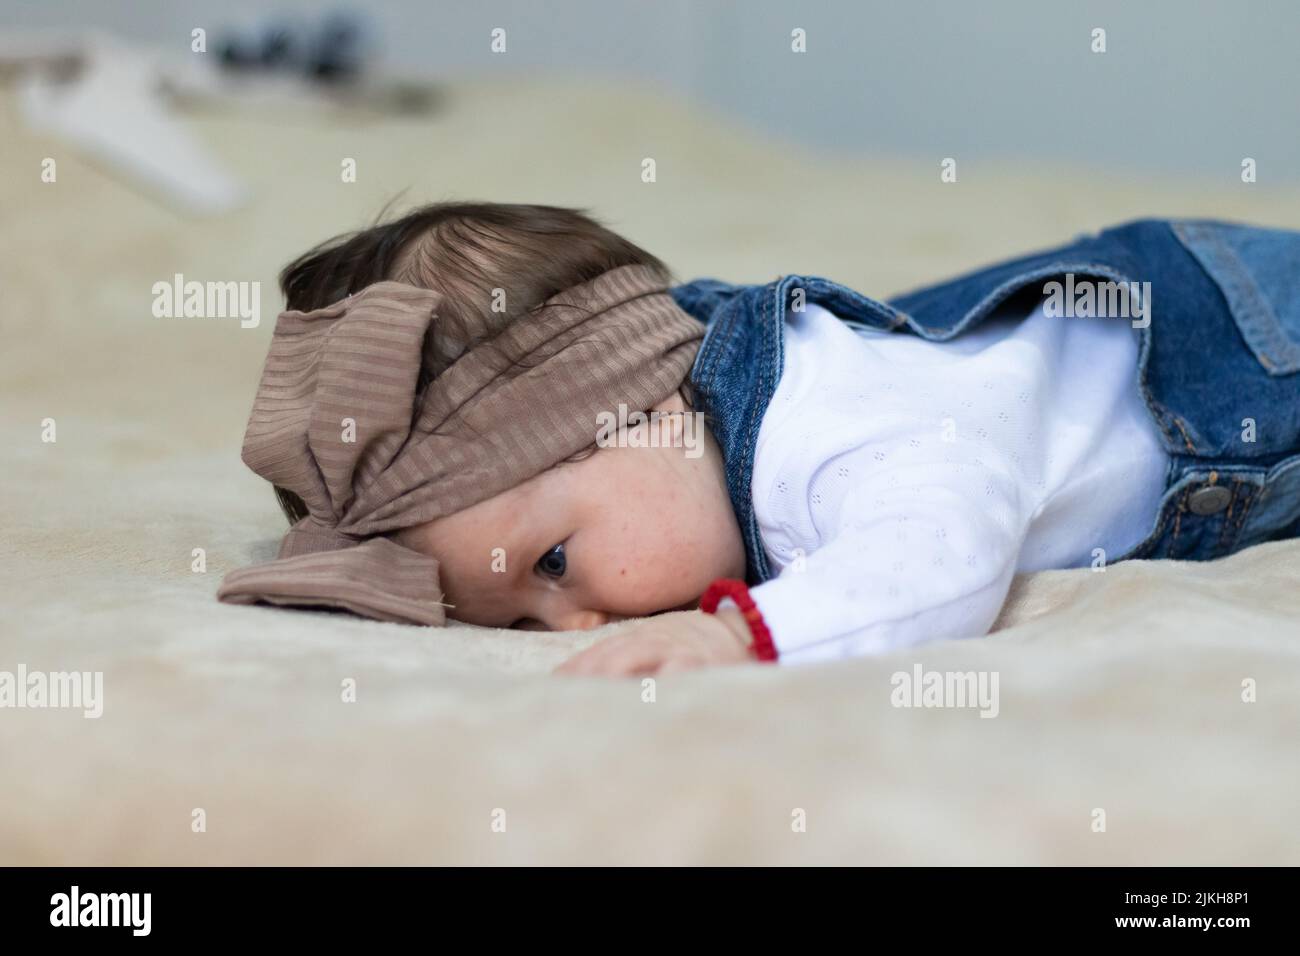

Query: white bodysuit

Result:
[745,298,1170,664]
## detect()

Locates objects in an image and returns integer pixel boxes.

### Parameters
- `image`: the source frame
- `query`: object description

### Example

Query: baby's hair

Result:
[272,200,694,526]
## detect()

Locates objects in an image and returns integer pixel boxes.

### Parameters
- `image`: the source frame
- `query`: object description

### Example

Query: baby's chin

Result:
[664,601,700,613]
[646,554,747,616]
[655,598,705,615]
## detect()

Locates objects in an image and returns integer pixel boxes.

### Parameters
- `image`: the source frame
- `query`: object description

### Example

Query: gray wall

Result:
[5,0,1298,180]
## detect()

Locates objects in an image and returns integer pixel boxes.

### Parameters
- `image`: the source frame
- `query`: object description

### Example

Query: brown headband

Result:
[217,263,704,624]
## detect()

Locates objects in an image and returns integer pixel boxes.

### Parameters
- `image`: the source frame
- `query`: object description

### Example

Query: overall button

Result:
[1188,485,1232,516]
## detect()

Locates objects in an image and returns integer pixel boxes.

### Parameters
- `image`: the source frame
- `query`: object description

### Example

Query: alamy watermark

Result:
[152,273,261,328]
[1043,274,1150,328]
[0,664,103,718]
[595,403,705,459]
[50,886,150,936]
[890,663,999,718]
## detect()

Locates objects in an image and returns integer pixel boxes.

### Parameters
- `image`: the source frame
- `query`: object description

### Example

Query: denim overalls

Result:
[670,218,1300,586]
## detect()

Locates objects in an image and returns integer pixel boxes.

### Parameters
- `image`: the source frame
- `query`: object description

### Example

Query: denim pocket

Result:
[1171,221,1300,376]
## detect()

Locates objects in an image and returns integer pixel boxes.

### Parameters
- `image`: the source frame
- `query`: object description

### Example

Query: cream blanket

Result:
[2,79,1298,864]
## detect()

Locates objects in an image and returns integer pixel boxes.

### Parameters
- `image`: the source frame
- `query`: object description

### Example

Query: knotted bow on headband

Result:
[217,262,704,625]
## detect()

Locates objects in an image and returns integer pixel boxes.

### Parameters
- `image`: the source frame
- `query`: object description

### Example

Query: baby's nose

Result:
[559,609,615,631]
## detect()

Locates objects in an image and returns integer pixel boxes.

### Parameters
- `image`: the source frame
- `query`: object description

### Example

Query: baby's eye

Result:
[535,543,567,579]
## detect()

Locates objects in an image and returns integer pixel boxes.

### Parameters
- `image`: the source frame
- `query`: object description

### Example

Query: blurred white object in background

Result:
[0,21,440,216]
[3,30,247,214]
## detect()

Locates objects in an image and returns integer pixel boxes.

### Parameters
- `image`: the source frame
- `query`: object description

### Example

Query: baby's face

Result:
[393,392,746,631]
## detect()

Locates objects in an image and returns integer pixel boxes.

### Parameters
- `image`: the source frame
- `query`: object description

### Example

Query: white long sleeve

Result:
[751,445,1024,662]
[748,297,1168,665]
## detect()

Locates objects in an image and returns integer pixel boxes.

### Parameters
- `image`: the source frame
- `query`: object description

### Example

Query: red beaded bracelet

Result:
[698,578,779,662]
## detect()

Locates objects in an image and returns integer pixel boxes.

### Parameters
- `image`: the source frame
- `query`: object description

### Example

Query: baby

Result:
[219,202,1300,676]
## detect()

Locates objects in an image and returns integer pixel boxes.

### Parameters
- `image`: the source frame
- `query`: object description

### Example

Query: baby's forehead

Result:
[399,476,533,563]
[397,452,583,570]
[397,519,508,620]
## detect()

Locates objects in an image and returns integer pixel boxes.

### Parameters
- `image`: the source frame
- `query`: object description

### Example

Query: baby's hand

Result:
[553,608,755,678]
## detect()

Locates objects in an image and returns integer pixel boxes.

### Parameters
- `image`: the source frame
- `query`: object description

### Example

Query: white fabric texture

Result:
[749,298,1170,663]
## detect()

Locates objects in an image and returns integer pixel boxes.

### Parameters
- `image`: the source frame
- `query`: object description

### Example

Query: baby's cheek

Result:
[586,534,678,611]
[584,484,721,608]
[639,530,718,601]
